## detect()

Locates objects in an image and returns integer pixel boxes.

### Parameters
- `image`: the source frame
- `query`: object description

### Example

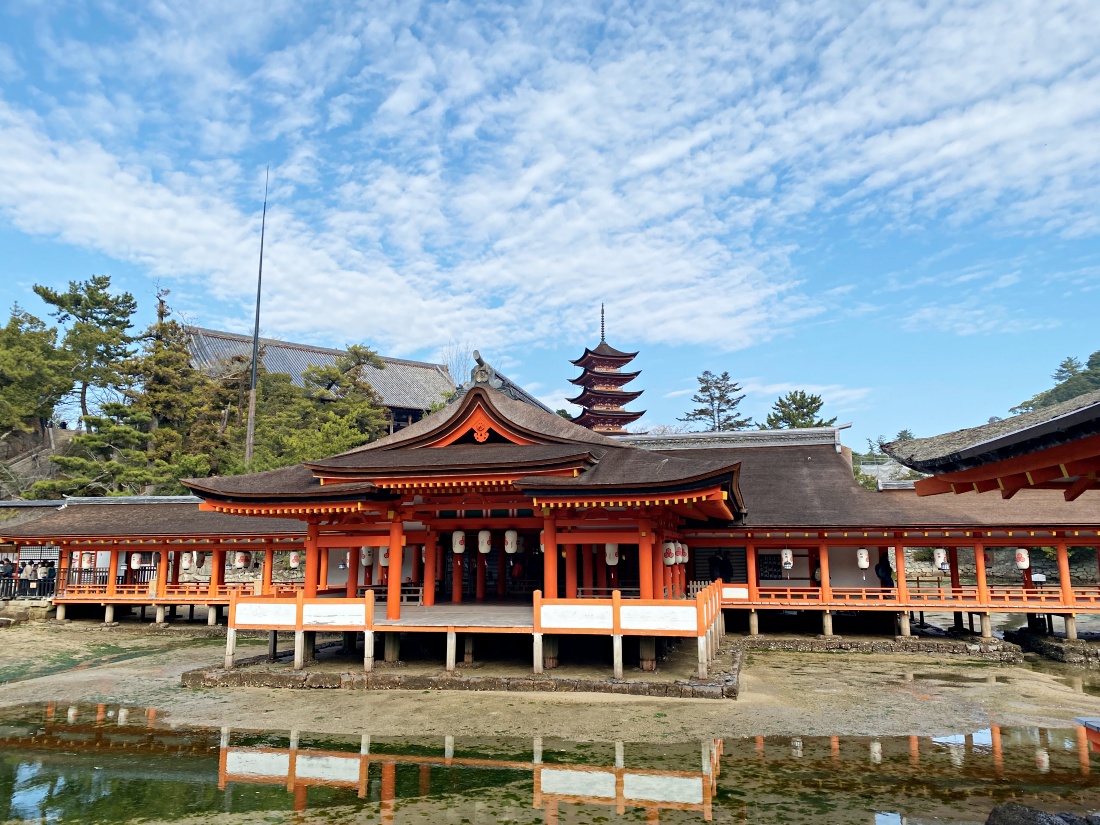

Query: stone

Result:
[304,673,341,688]
[984,803,1091,824]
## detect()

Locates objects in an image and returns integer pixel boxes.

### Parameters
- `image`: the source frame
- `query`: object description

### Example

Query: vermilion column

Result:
[424,534,437,607]
[542,515,558,599]
[386,520,404,620]
[1056,540,1075,606]
[894,543,908,602]
[346,548,358,598]
[497,542,507,598]
[818,545,831,601]
[662,558,672,601]
[638,530,654,600]
[208,548,226,598]
[564,544,578,599]
[262,546,274,595]
[746,545,758,600]
[155,549,169,599]
[974,543,989,605]
[170,549,182,586]
[452,550,463,603]
[319,548,329,590]
[582,544,595,593]
[304,523,320,599]
[476,552,486,602]
[106,548,120,596]
[651,536,663,599]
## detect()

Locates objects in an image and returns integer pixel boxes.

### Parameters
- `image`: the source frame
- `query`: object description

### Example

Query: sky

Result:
[1,1,1098,451]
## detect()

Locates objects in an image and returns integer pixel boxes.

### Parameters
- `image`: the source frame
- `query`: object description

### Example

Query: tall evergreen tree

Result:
[760,390,837,429]
[33,275,137,418]
[678,370,752,431]
[0,306,75,437]
[1013,350,1100,413]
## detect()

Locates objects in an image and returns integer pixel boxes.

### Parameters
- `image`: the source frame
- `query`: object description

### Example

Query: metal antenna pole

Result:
[244,168,269,468]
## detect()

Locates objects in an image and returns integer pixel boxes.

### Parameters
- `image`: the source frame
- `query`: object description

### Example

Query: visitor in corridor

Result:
[874,552,894,589]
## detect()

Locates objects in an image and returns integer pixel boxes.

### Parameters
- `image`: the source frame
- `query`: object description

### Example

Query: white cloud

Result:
[902,301,1060,336]
[741,380,872,414]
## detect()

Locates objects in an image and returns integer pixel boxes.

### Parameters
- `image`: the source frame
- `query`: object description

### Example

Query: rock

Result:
[984,802,1097,824]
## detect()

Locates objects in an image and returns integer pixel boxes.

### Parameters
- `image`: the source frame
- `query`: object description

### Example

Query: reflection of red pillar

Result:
[755,736,764,759]
[476,552,487,601]
[419,763,431,795]
[565,545,578,598]
[991,725,1003,776]
[452,552,463,603]
[381,762,396,825]
[293,784,307,812]
[544,798,559,825]
[1078,725,1091,776]
[830,735,839,765]
[909,735,919,767]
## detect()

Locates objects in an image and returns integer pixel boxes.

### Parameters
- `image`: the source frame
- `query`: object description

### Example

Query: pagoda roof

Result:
[568,369,641,387]
[565,386,644,407]
[573,408,646,425]
[570,340,638,367]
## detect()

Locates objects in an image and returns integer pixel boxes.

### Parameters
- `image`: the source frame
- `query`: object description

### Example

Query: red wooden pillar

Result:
[170,549,182,586]
[497,543,507,598]
[424,534,437,607]
[894,543,908,602]
[638,533,654,600]
[745,546,758,602]
[476,551,487,602]
[818,545,831,601]
[542,515,558,599]
[346,548,358,599]
[452,547,463,604]
[319,548,329,590]
[155,549,169,599]
[106,548,120,596]
[597,548,608,590]
[304,523,320,599]
[386,520,404,621]
[1056,540,1075,606]
[262,546,274,595]
[651,537,663,599]
[582,544,595,593]
[208,548,225,597]
[975,543,989,604]
[564,544,578,599]
[56,546,70,597]
[662,558,672,601]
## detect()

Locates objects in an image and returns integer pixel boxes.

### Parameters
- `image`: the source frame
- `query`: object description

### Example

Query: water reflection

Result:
[1,703,1099,824]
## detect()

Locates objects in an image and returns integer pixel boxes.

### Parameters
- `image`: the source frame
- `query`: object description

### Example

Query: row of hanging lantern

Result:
[661,540,689,567]
[771,545,1032,583]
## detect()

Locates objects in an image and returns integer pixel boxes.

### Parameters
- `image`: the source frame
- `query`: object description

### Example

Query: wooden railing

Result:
[722,583,1094,611]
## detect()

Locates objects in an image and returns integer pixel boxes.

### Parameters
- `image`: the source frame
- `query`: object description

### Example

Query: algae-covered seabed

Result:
[3,622,1100,824]
[1,622,1099,738]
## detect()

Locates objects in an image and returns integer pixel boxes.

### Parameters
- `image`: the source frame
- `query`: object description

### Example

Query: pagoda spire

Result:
[567,311,644,436]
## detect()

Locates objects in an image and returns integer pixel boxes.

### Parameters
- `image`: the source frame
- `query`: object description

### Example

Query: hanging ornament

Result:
[605,544,619,566]
[478,530,492,555]
[1015,547,1030,571]
[360,547,374,567]
[504,530,519,554]
[856,547,869,581]
[288,551,300,569]
[452,531,466,555]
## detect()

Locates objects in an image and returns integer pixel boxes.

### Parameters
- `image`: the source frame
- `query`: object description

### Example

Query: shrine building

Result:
[3,343,1099,678]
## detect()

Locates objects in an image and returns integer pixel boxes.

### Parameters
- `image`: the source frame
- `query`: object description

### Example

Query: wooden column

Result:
[975,543,989,605]
[476,551,487,602]
[746,545,758,600]
[564,544,578,599]
[638,530,654,600]
[582,544,595,593]
[894,542,908,602]
[106,548,120,596]
[662,559,672,601]
[304,523,320,599]
[1056,540,1075,607]
[424,533,437,607]
[386,519,404,621]
[155,549,169,599]
[452,550,463,603]
[262,546,274,595]
[597,549,608,589]
[170,549,182,586]
[411,544,423,586]
[651,536,663,598]
[497,542,507,598]
[948,545,962,627]
[542,515,558,599]
[319,548,329,590]
[818,545,831,601]
[209,548,226,597]
[346,548,358,599]
[56,546,70,598]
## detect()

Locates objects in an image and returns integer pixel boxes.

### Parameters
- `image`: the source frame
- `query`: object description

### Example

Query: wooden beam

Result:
[998,474,1030,499]
[914,478,953,496]
[1064,474,1097,503]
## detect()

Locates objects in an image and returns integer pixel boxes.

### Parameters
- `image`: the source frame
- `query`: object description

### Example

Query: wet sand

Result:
[1,621,1099,741]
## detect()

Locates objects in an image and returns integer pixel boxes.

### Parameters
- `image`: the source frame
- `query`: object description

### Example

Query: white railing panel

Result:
[296,754,361,783]
[620,604,697,633]
[226,750,290,778]
[236,602,296,627]
[722,586,749,600]
[302,603,366,628]
[541,768,616,798]
[623,773,704,804]
[541,604,614,630]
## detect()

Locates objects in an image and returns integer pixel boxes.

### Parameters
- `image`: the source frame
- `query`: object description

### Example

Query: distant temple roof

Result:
[185,326,455,412]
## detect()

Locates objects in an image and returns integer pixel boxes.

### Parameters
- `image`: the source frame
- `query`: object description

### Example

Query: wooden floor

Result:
[375,602,534,630]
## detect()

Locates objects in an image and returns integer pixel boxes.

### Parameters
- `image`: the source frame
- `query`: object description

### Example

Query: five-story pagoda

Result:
[568,306,645,435]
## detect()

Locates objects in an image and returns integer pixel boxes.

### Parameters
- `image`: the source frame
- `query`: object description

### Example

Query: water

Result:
[1,703,1099,824]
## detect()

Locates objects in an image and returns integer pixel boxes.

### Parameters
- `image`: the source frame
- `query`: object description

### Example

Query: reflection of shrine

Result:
[217,730,723,822]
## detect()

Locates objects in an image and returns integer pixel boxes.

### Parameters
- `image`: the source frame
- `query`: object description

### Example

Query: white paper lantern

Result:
[81,552,94,570]
[605,544,619,566]
[677,542,688,565]
[180,552,192,571]
[288,551,300,569]
[478,530,492,555]
[452,531,466,555]
[379,547,390,568]
[130,553,142,570]
[1015,547,1030,570]
[933,547,948,571]
[662,541,676,566]
[504,530,518,554]
[856,548,870,569]
[360,547,374,566]
[780,548,794,570]
[233,551,251,569]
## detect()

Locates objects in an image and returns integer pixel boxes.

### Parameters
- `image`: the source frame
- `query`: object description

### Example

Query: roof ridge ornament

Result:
[601,303,605,342]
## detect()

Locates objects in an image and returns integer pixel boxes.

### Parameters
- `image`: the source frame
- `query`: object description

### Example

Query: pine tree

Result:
[1053,356,1084,383]
[1012,350,1100,413]
[0,307,75,437]
[760,390,837,429]
[33,275,137,418]
[677,370,752,431]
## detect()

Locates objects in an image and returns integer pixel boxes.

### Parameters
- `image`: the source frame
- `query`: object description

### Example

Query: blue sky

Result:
[1,1,1098,450]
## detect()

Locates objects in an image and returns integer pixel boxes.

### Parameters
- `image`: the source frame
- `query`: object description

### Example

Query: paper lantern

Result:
[379,547,390,568]
[1015,548,1030,570]
[360,547,374,566]
[233,551,251,569]
[452,531,466,555]
[288,551,300,569]
[780,548,794,570]
[504,530,518,554]
[478,530,491,555]
[605,544,619,566]
[81,552,94,570]
[933,547,948,572]
[856,548,870,569]
[130,553,142,570]
[662,541,676,566]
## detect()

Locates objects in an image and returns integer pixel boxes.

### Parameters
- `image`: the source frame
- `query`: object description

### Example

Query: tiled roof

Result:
[185,326,454,412]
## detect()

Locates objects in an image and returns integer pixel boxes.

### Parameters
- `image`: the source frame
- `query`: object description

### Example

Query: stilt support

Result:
[543,635,558,670]
[446,630,457,674]
[207,605,217,626]
[268,631,278,661]
[224,628,236,669]
[384,633,400,663]
[748,610,759,636]
[464,634,474,664]
[696,635,708,679]
[304,631,316,663]
[104,605,114,624]
[155,605,166,625]
[188,604,195,621]
[364,630,375,672]
[293,631,305,670]
[532,633,543,674]
[55,604,66,621]
[612,634,623,680]
[898,611,911,637]
[979,613,993,640]
[822,610,833,637]
[639,636,656,672]
[1065,615,1078,641]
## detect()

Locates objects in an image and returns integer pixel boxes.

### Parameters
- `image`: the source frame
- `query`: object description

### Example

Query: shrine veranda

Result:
[4,366,1099,678]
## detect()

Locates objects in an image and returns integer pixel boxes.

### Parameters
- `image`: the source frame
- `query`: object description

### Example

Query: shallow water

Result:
[1,703,1099,824]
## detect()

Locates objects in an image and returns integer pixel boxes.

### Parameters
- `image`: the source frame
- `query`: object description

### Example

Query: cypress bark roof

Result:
[884,389,1100,474]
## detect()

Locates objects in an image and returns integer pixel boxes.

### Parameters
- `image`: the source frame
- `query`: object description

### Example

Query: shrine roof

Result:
[883,389,1100,475]
[664,445,1099,528]
[308,443,597,473]
[568,369,640,386]
[0,500,306,541]
[517,449,740,491]
[186,326,455,411]
[185,463,385,500]
[570,341,638,366]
